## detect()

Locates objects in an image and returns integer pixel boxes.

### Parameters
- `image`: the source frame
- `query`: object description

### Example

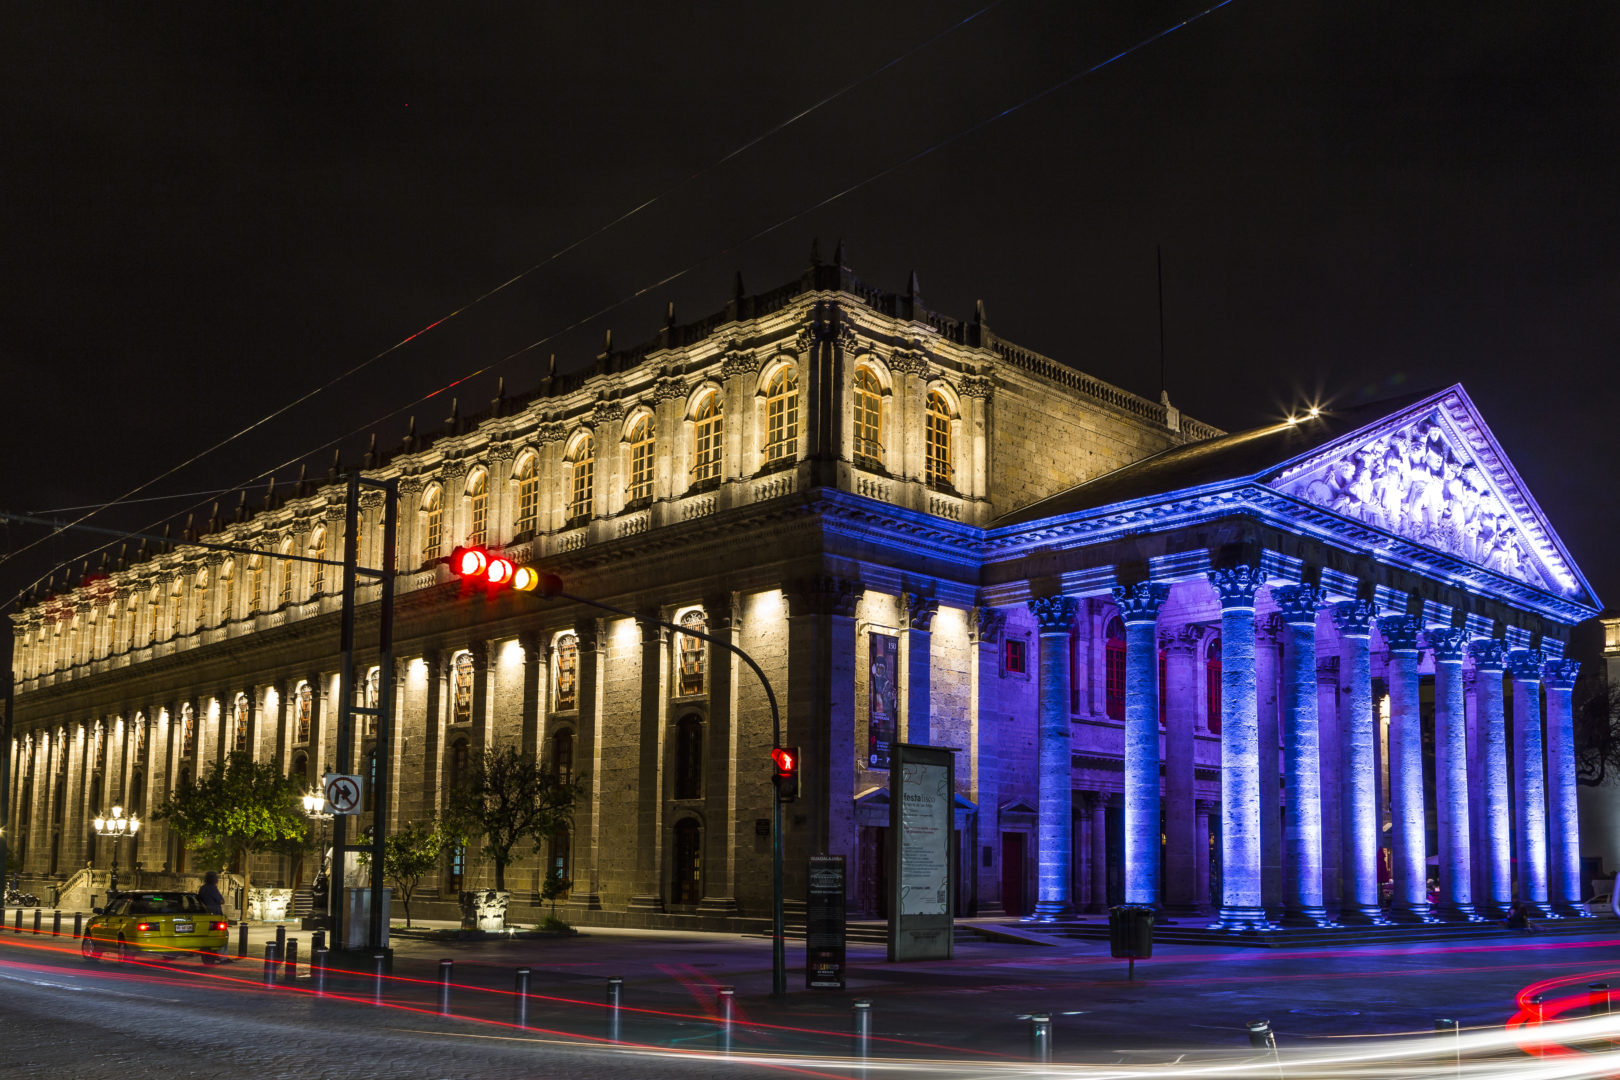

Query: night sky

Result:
[3,3,1616,626]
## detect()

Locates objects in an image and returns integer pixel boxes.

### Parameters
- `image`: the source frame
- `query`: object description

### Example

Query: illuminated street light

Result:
[302,791,333,906]
[92,805,141,895]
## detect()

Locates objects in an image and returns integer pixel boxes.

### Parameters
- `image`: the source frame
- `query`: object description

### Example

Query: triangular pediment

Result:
[1265,387,1589,601]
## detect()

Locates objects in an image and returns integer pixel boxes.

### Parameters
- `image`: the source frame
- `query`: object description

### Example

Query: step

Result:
[1045,912,1616,949]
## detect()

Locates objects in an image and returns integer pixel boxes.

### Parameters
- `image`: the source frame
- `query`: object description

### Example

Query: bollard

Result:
[283,939,299,982]
[716,986,735,1055]
[853,1000,872,1060]
[606,977,623,1043]
[1436,1018,1461,1078]
[312,947,328,997]
[73,912,83,939]
[275,925,287,955]
[373,953,387,1005]
[33,909,42,934]
[1029,1013,1052,1063]
[1247,1019,1276,1051]
[52,910,61,937]
[1591,983,1611,1016]
[438,959,454,1015]
[514,968,531,1029]
[311,929,325,954]
[262,943,279,987]
[237,922,249,958]
[14,908,22,932]
[1527,993,1545,1025]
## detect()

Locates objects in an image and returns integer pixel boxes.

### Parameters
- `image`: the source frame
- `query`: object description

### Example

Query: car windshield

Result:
[126,893,205,915]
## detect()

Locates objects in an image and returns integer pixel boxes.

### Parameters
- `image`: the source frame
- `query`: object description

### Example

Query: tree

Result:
[359,820,444,928]
[444,745,580,892]
[1576,686,1620,786]
[155,752,308,895]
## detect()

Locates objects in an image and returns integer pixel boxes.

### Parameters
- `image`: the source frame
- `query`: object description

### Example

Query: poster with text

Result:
[898,760,950,916]
[867,632,898,769]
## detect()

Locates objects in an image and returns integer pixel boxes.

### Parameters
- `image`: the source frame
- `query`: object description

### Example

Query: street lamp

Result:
[92,806,141,895]
[302,791,333,897]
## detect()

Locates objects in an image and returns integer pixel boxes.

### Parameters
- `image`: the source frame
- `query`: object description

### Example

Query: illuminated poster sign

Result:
[888,743,954,962]
[805,855,846,989]
[867,632,899,769]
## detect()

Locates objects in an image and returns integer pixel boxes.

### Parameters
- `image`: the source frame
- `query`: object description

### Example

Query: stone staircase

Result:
[1047,911,1618,948]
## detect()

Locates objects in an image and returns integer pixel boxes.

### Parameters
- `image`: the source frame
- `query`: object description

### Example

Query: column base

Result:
[1523,901,1556,919]
[696,896,741,918]
[1477,899,1513,921]
[1550,903,1592,918]
[1279,906,1334,928]
[565,892,603,911]
[1211,905,1271,930]
[1335,904,1390,926]
[974,901,1007,918]
[1026,899,1074,922]
[1431,903,1483,923]
[1388,902,1438,924]
[626,894,666,913]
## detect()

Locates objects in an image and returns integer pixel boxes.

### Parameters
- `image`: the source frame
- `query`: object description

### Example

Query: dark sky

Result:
[3,2,1617,621]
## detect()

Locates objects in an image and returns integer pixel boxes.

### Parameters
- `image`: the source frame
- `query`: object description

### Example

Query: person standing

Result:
[198,870,225,916]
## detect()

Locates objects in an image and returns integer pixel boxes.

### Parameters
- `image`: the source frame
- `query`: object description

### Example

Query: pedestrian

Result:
[1503,901,1536,932]
[198,870,225,916]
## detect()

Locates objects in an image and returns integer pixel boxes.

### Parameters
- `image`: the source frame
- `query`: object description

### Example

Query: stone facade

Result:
[6,255,1600,930]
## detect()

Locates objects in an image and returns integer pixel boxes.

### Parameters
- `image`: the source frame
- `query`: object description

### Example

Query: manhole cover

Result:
[1288,1008,1361,1017]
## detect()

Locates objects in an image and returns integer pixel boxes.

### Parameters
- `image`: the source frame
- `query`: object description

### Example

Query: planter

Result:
[247,887,294,922]
[459,889,510,931]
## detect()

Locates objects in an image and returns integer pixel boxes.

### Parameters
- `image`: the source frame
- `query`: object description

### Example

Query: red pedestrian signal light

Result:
[771,745,800,803]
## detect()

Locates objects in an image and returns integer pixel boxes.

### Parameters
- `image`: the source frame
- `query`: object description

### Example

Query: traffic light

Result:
[770,745,800,803]
[449,546,563,598]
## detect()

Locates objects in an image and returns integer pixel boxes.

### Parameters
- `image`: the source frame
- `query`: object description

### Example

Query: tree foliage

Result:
[1575,686,1620,787]
[155,752,308,894]
[359,819,445,928]
[444,745,579,892]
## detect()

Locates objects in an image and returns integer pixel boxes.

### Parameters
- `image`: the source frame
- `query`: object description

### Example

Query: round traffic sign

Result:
[324,774,361,814]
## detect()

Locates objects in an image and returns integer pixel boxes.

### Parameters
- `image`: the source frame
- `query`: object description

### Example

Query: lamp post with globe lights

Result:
[93,806,140,896]
[302,790,333,893]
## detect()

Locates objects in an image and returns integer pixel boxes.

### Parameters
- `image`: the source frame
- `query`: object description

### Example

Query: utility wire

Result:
[7,0,1234,611]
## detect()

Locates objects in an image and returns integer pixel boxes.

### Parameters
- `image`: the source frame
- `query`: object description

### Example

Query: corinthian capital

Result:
[1111,581,1169,624]
[1376,615,1422,656]
[1469,638,1508,671]
[1208,566,1263,610]
[1424,627,1468,664]
[1541,657,1579,688]
[1027,595,1078,634]
[902,592,939,633]
[1506,648,1545,681]
[1331,599,1378,637]
[1271,584,1326,626]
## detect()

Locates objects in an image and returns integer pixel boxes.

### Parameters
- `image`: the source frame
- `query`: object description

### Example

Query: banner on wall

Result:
[868,632,899,769]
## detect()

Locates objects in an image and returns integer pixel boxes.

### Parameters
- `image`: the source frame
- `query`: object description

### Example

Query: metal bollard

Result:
[438,959,454,1015]
[373,953,387,1005]
[263,943,279,987]
[1029,1013,1052,1063]
[716,986,735,1054]
[33,909,42,934]
[853,999,872,1059]
[14,908,22,932]
[1436,1018,1461,1078]
[1527,993,1545,1025]
[312,947,329,996]
[311,929,325,954]
[237,922,249,958]
[1591,983,1611,1016]
[52,910,61,937]
[1248,1019,1277,1051]
[283,939,299,982]
[606,976,623,1043]
[73,912,83,939]
[514,968,531,1029]
[275,925,287,955]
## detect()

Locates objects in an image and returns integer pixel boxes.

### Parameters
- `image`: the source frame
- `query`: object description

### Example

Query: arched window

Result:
[674,716,703,800]
[1206,636,1223,735]
[567,433,595,522]
[514,452,540,535]
[465,467,489,546]
[124,591,138,651]
[295,681,313,743]
[291,751,309,787]
[234,693,250,753]
[278,537,295,607]
[192,566,210,631]
[220,559,235,624]
[551,727,575,785]
[554,634,579,711]
[763,366,799,463]
[690,391,723,484]
[309,526,327,599]
[672,818,702,905]
[181,704,196,759]
[146,583,161,645]
[853,367,884,469]
[1105,616,1127,722]
[624,415,655,504]
[128,771,144,820]
[677,610,707,696]
[247,554,264,616]
[925,389,955,488]
[451,650,474,724]
[447,842,466,893]
[448,737,470,793]
[420,484,443,566]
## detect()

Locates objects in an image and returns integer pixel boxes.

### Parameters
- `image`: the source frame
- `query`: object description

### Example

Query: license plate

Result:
[173,921,193,934]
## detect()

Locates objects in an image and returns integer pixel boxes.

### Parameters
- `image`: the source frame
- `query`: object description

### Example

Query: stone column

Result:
[519,632,544,757]
[1255,615,1283,915]
[1469,641,1511,917]
[1275,585,1329,926]
[1427,629,1475,920]
[1332,601,1382,923]
[1316,657,1342,908]
[1162,626,1201,914]
[420,652,444,814]
[1543,657,1584,916]
[629,617,667,913]
[1507,649,1551,915]
[468,641,491,756]
[1195,799,1214,910]
[1028,594,1079,920]
[787,577,860,908]
[1112,582,1169,908]
[700,596,739,917]
[1090,793,1111,910]
[1209,566,1265,929]
[1377,615,1429,921]
[902,592,938,746]
[568,619,604,910]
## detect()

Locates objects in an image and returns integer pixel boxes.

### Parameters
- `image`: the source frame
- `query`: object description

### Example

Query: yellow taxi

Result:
[81,891,230,963]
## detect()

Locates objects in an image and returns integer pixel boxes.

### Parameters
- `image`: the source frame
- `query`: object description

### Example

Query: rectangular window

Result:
[422,507,442,565]
[517,474,539,532]
[470,492,488,546]
[1004,638,1027,675]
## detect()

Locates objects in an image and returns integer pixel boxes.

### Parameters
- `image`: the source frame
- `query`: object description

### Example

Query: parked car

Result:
[81,891,229,963]
[1584,879,1617,918]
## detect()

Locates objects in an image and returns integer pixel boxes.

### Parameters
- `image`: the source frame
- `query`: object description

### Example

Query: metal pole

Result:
[13,907,21,932]
[1030,1013,1052,1062]
[853,999,872,1059]
[1590,983,1611,1016]
[283,938,299,982]
[262,943,279,987]
[1436,1018,1460,1078]
[373,952,387,1004]
[330,472,360,955]
[312,946,328,996]
[369,477,398,953]
[717,985,735,1055]
[606,976,623,1042]
[1527,993,1545,1025]
[237,921,249,958]
[311,929,325,953]
[514,967,530,1028]
[73,912,82,938]
[438,958,453,1014]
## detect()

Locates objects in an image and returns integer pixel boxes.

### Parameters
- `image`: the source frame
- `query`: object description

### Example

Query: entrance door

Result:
[1001,832,1027,916]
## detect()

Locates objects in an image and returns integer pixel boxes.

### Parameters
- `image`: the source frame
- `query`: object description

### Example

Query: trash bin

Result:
[1108,904,1155,959]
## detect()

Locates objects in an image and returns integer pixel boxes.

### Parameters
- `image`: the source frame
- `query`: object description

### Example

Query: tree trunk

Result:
[494,860,506,892]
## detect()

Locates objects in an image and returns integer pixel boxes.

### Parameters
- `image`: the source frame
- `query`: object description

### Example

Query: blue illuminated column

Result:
[1273,584,1329,926]
[1376,615,1429,921]
[1426,628,1474,920]
[1507,648,1551,916]
[1028,594,1079,920]
[1162,626,1203,914]
[1469,640,1512,918]
[1209,566,1265,929]
[1332,601,1383,923]
[1542,658,1584,916]
[1112,582,1170,908]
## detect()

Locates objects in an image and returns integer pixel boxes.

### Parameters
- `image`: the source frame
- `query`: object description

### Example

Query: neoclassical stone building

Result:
[7,252,1601,928]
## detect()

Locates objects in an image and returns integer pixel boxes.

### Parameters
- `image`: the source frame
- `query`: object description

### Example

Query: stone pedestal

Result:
[460,888,510,931]
[246,887,293,922]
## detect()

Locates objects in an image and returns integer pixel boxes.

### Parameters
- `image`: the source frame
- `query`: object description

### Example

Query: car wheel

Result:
[81,935,100,962]
[201,948,225,965]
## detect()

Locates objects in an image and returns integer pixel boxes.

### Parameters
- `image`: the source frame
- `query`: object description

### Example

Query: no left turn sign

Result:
[323,772,363,815]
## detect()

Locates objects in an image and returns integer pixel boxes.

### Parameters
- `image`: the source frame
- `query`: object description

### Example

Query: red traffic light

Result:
[770,747,797,774]
[451,547,488,578]
[486,556,515,585]
[450,546,563,598]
